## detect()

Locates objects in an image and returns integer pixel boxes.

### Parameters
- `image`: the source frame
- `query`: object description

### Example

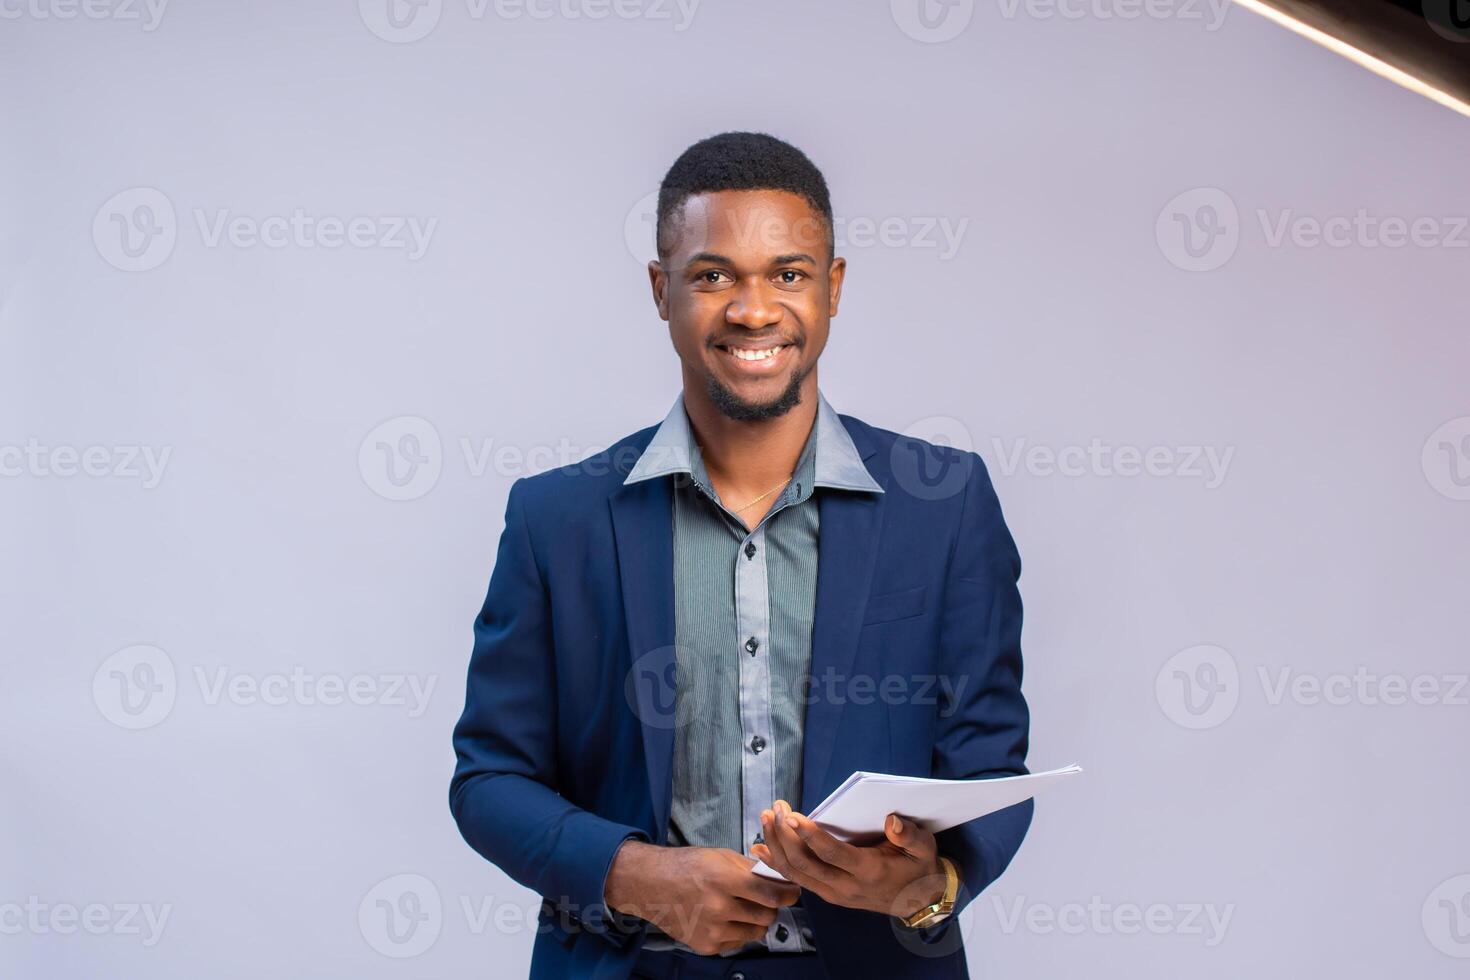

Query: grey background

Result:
[3,0,1469,977]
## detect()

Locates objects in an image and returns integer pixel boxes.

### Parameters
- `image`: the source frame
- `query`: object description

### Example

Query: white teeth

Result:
[730,346,783,361]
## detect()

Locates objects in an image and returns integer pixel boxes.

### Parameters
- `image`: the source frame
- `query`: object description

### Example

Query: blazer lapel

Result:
[802,427,886,810]
[609,476,677,840]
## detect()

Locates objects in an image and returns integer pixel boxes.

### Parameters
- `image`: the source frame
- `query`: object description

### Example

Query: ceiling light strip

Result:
[1232,0,1470,119]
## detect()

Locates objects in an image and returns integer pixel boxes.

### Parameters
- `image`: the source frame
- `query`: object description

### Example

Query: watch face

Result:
[907,905,950,929]
[914,912,941,929]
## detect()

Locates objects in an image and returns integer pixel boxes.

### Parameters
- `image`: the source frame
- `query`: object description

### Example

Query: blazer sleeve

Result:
[928,451,1033,922]
[449,478,650,945]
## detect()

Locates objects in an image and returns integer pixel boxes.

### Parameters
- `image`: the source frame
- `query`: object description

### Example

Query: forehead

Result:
[664,189,827,261]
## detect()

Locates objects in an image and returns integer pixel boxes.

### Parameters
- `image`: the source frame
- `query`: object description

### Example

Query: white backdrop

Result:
[3,1,1469,977]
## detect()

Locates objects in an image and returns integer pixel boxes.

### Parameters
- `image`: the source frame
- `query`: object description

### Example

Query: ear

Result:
[827,255,847,318]
[648,260,670,321]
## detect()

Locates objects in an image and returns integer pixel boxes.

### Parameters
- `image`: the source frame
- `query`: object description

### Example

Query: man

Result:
[450,132,1032,979]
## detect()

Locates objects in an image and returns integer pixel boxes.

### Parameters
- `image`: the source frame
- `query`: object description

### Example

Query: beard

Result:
[706,362,809,422]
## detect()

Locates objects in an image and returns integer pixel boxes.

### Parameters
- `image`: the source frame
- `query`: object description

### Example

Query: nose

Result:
[725,279,782,330]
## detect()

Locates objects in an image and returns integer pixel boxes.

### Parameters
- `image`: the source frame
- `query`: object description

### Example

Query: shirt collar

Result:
[623,389,884,495]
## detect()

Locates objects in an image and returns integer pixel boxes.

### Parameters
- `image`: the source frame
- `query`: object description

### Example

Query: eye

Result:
[776,269,808,284]
[696,269,731,284]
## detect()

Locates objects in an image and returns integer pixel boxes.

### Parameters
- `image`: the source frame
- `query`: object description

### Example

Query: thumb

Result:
[885,813,931,855]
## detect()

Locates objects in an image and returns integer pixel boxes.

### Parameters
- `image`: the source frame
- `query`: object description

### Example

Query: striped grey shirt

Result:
[622,389,883,953]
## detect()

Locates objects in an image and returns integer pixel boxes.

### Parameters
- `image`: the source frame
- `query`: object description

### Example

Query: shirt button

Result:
[744,541,757,559]
[775,924,790,943]
[750,735,766,753]
[732,973,747,980]
[745,636,759,655]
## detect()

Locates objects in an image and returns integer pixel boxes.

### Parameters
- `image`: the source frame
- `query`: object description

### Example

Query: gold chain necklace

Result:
[730,474,794,514]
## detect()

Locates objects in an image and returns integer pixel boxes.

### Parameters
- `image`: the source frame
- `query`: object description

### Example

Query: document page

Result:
[751,764,1082,880]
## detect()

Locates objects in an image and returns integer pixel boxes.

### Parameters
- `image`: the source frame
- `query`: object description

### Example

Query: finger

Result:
[717,925,766,954]
[884,813,937,859]
[734,855,801,908]
[725,896,781,928]
[767,803,844,887]
[789,812,862,874]
[757,809,799,875]
[758,808,816,889]
[720,919,771,947]
[735,863,805,910]
[741,873,801,907]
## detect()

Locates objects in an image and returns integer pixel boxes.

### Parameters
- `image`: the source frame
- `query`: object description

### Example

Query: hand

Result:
[603,841,801,956]
[751,801,948,919]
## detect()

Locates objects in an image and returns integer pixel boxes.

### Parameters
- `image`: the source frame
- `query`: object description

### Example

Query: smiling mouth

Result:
[715,338,797,361]
[720,344,789,362]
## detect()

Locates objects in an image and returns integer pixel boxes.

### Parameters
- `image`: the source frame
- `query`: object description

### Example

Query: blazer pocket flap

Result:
[862,585,927,625]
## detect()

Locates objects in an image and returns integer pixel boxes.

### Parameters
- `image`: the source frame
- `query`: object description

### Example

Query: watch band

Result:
[899,855,960,930]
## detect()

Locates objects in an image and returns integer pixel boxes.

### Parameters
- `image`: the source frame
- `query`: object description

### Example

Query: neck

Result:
[680,371,819,495]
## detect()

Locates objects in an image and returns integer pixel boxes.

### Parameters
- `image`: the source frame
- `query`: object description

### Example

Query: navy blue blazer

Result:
[450,408,1032,979]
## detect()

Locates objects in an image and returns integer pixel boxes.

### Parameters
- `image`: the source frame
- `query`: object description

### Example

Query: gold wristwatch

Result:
[900,856,960,930]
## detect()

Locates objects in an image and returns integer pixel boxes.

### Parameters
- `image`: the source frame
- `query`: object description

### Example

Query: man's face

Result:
[649,189,846,422]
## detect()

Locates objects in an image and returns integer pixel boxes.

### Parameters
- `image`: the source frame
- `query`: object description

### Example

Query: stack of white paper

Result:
[751,764,1082,880]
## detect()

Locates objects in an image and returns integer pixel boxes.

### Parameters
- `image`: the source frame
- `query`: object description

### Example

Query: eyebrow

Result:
[686,251,818,267]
